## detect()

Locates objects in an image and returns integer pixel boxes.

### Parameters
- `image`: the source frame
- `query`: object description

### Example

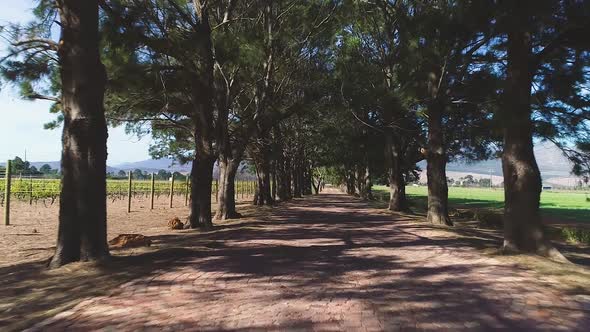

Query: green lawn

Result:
[373,185,590,223]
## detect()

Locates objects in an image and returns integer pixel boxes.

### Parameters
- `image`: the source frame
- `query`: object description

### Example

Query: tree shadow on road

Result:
[1,193,589,331]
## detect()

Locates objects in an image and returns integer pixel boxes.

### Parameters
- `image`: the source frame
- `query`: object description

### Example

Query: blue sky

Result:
[0,1,152,165]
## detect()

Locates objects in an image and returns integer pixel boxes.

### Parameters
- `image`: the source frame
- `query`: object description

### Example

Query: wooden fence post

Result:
[150,173,155,210]
[4,160,11,226]
[29,175,33,205]
[185,175,189,206]
[127,171,132,213]
[169,173,175,208]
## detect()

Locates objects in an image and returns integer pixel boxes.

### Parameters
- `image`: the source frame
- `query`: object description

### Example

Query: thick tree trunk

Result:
[188,153,215,229]
[285,154,293,199]
[426,101,452,226]
[364,166,373,200]
[385,133,408,211]
[356,164,372,201]
[276,156,289,201]
[253,145,274,206]
[502,7,565,260]
[274,127,290,201]
[293,161,302,198]
[312,176,322,194]
[215,156,241,220]
[271,164,277,201]
[304,163,313,195]
[355,166,364,197]
[346,168,356,195]
[186,1,216,230]
[50,0,109,268]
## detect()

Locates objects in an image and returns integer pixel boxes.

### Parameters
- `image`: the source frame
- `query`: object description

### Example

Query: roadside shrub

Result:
[474,210,503,229]
[561,227,590,245]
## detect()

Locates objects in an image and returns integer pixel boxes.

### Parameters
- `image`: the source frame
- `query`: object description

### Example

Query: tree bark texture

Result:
[215,155,242,220]
[356,164,372,201]
[187,4,216,229]
[253,143,274,206]
[501,4,564,260]
[304,163,313,195]
[50,0,110,268]
[426,100,452,226]
[293,159,302,198]
[385,132,408,211]
[346,168,356,195]
[188,153,215,228]
[276,155,289,201]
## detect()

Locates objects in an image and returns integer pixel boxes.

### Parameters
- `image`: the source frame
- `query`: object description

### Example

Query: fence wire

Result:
[1,176,257,204]
[1,170,258,225]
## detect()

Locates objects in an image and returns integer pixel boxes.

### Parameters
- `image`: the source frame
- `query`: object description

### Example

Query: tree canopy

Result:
[0,0,588,266]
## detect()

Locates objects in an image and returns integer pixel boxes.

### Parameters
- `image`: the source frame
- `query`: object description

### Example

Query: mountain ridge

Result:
[1,143,580,185]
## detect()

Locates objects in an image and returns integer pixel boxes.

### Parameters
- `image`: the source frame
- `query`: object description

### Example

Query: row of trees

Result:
[0,0,332,267]
[0,0,588,266]
[109,169,185,181]
[448,176,493,188]
[1,157,58,176]
[297,0,589,261]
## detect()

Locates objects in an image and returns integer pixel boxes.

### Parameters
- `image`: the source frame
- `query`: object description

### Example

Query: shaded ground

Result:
[3,190,590,331]
[0,194,254,266]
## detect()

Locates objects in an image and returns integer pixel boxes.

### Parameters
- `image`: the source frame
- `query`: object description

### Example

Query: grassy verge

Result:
[373,185,590,245]
[373,185,590,223]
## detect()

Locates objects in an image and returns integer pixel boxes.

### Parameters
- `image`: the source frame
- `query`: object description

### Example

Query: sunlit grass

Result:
[373,185,590,223]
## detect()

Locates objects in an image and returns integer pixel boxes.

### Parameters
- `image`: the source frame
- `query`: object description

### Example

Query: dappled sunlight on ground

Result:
[2,191,590,331]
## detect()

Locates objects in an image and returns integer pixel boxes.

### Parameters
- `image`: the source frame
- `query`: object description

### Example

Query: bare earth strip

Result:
[4,190,590,331]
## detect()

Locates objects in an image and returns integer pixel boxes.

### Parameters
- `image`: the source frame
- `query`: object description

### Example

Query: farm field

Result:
[0,193,257,267]
[373,185,590,224]
[0,178,257,202]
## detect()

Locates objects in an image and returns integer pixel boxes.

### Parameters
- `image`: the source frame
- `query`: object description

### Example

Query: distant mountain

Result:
[439,142,573,178]
[113,158,191,173]
[112,159,256,179]
[2,142,578,184]
[417,142,582,186]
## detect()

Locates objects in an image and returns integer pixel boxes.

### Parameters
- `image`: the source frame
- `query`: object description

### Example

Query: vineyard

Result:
[0,171,257,226]
[0,177,257,203]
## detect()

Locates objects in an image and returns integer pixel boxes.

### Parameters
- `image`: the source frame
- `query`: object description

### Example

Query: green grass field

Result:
[373,185,590,223]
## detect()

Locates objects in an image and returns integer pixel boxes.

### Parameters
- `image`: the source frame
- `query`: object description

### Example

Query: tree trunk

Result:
[215,156,242,220]
[312,176,321,194]
[346,168,356,195]
[285,154,293,199]
[253,145,274,206]
[355,166,364,197]
[501,6,564,260]
[293,160,302,198]
[426,100,452,226]
[278,176,289,200]
[186,1,216,230]
[188,152,215,229]
[364,166,373,200]
[271,164,277,201]
[385,133,408,211]
[276,154,289,201]
[355,164,372,200]
[50,0,109,268]
[304,163,313,195]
